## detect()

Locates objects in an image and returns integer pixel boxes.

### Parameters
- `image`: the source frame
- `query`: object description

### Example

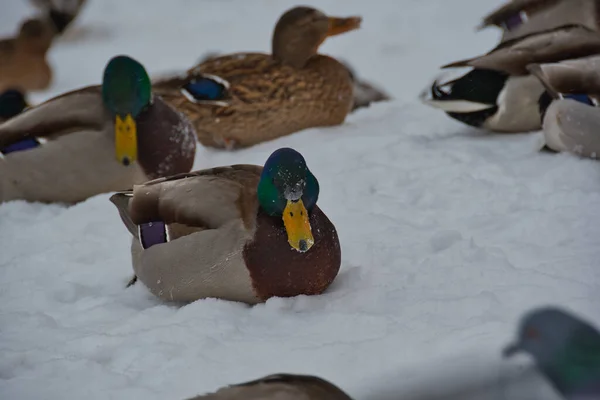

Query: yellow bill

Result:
[115,114,138,166]
[282,199,314,253]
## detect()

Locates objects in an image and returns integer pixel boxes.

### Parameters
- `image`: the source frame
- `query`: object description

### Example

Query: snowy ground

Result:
[1,0,600,399]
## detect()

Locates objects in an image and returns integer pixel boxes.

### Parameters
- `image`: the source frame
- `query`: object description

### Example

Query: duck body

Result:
[0,56,197,204]
[152,6,362,150]
[110,149,341,304]
[186,374,353,400]
[154,53,354,149]
[530,54,600,158]
[0,18,55,93]
[422,25,600,132]
[479,0,600,43]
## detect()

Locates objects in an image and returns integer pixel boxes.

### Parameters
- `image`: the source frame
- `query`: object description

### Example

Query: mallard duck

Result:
[0,55,196,204]
[478,0,600,43]
[152,6,362,150]
[109,147,341,304]
[192,51,390,114]
[420,25,600,132]
[30,0,88,35]
[529,54,600,158]
[0,89,28,123]
[0,17,56,93]
[185,374,353,400]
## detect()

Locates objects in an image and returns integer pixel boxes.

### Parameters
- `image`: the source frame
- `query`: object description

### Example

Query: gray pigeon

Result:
[503,306,600,399]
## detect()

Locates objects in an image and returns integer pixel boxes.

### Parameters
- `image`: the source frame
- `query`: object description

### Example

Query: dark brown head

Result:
[17,18,55,52]
[272,6,361,69]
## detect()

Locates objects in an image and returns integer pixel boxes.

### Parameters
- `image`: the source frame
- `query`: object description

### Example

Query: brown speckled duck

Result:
[478,0,600,43]
[110,147,341,304]
[185,374,353,400]
[530,54,600,158]
[152,6,362,150]
[0,55,196,204]
[0,17,55,93]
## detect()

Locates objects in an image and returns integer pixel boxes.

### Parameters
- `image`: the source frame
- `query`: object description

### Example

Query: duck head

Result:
[272,6,361,69]
[102,55,152,166]
[257,148,319,253]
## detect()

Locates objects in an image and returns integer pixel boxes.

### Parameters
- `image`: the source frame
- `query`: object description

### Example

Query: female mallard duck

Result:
[186,374,353,400]
[109,147,341,304]
[478,0,600,43]
[151,6,362,150]
[0,17,56,93]
[0,55,196,204]
[0,89,28,123]
[529,54,600,159]
[420,24,600,132]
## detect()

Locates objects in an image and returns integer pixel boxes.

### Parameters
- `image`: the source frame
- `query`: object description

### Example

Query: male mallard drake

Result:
[30,0,88,35]
[0,89,28,123]
[420,25,600,132]
[0,17,56,93]
[478,0,600,43]
[152,6,362,150]
[186,374,353,400]
[109,148,341,304]
[529,54,600,158]
[0,55,196,204]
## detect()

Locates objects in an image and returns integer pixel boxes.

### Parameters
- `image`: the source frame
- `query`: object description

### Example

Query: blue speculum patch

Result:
[564,94,595,106]
[0,138,40,155]
[139,221,167,249]
[183,77,226,101]
[502,12,525,31]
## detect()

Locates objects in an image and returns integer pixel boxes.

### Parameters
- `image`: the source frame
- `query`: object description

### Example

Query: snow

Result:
[1,0,600,399]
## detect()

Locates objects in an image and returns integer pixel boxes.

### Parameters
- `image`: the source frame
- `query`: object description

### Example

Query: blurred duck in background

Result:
[530,55,600,159]
[152,6,378,150]
[0,17,55,93]
[478,0,600,43]
[420,25,600,133]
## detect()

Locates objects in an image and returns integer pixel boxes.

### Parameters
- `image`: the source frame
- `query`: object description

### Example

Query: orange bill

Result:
[282,199,314,253]
[327,16,362,37]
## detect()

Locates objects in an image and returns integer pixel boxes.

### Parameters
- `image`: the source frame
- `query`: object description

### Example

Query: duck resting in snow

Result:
[151,6,368,150]
[529,54,600,159]
[0,55,196,204]
[478,0,600,43]
[185,374,353,400]
[110,147,341,305]
[420,24,600,133]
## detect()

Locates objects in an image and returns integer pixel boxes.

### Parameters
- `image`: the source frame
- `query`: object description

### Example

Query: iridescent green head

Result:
[257,148,319,253]
[102,55,152,166]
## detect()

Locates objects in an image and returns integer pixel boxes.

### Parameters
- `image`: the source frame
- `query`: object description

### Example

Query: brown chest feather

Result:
[243,205,341,301]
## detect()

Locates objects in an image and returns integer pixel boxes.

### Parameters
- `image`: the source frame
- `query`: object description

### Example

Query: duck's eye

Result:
[183,77,226,101]
[564,94,596,106]
[502,11,527,31]
[525,327,539,339]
